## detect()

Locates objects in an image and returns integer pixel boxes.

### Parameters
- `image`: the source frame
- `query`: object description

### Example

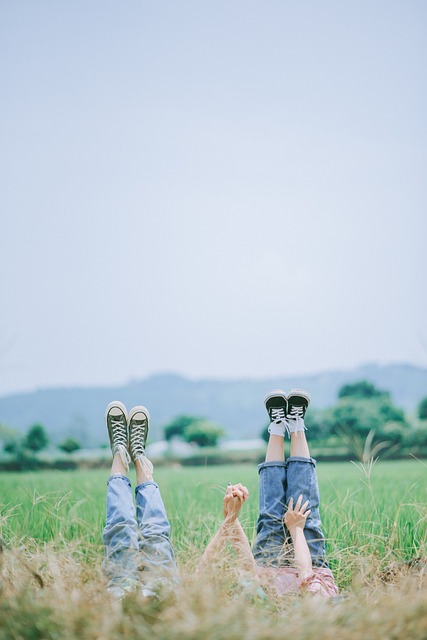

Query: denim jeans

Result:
[252,457,329,568]
[102,474,178,595]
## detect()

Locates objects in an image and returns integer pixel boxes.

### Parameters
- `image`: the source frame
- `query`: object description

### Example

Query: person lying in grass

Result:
[102,401,178,598]
[200,390,338,598]
[102,390,338,599]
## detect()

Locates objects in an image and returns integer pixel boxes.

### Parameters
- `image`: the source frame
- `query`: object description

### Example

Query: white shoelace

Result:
[269,405,307,437]
[135,454,154,477]
[268,406,290,436]
[130,420,154,476]
[111,418,131,470]
[286,406,306,434]
[270,407,287,422]
[130,424,147,458]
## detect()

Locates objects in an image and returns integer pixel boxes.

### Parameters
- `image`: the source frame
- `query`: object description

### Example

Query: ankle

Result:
[289,434,310,458]
[111,452,128,476]
[135,457,154,484]
[265,434,285,462]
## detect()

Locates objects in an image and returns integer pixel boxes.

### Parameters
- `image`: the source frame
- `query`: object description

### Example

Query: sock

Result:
[286,417,307,434]
[268,421,286,437]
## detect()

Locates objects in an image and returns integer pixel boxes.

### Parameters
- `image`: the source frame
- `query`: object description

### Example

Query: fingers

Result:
[301,499,310,513]
[223,495,231,513]
[288,495,310,514]
[227,483,249,502]
[232,483,248,497]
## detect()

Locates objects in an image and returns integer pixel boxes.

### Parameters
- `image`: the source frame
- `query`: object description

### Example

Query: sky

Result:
[1,1,426,397]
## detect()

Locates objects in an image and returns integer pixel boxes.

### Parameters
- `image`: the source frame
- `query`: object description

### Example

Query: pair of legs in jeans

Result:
[253,389,328,570]
[102,474,177,598]
[102,401,177,598]
[253,457,328,568]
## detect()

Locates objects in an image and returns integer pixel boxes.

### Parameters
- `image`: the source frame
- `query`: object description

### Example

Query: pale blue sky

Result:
[1,1,426,396]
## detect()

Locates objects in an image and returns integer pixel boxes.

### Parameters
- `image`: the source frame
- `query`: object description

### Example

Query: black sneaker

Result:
[105,401,131,470]
[286,389,310,434]
[264,390,288,424]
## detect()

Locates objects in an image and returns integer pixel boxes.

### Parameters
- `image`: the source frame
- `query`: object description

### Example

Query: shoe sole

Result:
[105,400,128,422]
[264,389,288,405]
[105,401,128,454]
[128,405,150,424]
[287,388,311,405]
[128,405,150,454]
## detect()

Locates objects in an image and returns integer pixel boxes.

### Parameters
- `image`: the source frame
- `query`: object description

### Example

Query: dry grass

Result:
[0,545,426,640]
[0,461,426,639]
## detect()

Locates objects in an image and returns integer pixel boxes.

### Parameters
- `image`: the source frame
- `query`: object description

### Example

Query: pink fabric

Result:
[255,565,338,598]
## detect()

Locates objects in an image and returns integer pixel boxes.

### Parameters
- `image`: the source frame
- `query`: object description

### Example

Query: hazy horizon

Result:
[1,360,425,399]
[2,1,426,397]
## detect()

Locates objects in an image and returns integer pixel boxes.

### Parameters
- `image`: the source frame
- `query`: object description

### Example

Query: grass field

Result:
[1,459,426,639]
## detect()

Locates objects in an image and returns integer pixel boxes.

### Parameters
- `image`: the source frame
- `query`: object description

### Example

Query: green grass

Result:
[1,460,426,579]
[0,460,426,639]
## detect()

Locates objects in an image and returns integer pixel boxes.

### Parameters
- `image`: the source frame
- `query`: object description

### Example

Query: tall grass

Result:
[0,460,426,639]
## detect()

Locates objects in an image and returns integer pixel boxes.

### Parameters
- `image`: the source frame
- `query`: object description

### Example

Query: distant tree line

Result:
[163,380,427,460]
[1,379,427,468]
[163,415,225,447]
[0,423,82,469]
[261,380,427,460]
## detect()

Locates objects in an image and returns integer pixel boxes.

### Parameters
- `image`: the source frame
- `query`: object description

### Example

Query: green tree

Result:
[183,420,225,447]
[304,408,330,439]
[325,394,407,460]
[261,423,269,443]
[58,437,81,453]
[24,423,49,452]
[418,396,427,421]
[164,415,201,441]
[408,423,427,448]
[3,439,20,454]
[338,380,387,400]
[0,424,21,454]
[326,396,405,438]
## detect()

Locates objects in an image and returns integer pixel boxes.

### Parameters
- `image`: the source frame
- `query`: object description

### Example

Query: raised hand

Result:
[284,494,311,532]
[223,483,249,523]
[199,482,254,571]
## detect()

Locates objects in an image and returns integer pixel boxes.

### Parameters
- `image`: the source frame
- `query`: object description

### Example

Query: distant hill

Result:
[0,364,426,447]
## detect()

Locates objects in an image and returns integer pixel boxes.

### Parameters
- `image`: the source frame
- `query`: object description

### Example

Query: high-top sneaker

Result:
[128,406,153,476]
[105,401,131,470]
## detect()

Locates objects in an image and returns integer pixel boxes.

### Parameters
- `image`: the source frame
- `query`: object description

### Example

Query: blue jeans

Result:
[252,457,329,568]
[102,474,178,595]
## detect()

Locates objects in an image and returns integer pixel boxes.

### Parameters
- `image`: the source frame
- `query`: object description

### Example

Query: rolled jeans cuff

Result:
[286,456,317,466]
[257,460,287,473]
[135,481,159,492]
[107,474,132,487]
